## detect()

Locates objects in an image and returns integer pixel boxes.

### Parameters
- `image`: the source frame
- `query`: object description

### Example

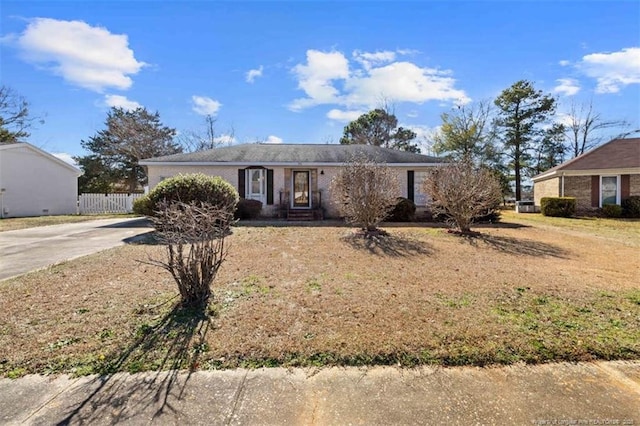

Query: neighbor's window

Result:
[600,175,619,206]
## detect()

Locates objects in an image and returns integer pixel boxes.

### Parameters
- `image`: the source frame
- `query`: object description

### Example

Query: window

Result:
[600,175,619,206]
[246,169,266,203]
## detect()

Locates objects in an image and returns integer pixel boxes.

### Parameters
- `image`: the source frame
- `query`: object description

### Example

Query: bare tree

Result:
[145,201,234,308]
[0,85,43,144]
[423,160,503,234]
[330,153,399,234]
[564,100,628,157]
[179,115,235,152]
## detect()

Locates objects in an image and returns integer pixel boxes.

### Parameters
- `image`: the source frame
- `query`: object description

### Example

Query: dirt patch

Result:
[0,218,638,376]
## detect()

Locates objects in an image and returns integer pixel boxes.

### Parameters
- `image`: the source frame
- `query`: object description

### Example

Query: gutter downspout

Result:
[561,172,565,197]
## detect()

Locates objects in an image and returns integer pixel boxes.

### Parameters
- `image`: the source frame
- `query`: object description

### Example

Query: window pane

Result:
[601,176,617,205]
[251,170,261,194]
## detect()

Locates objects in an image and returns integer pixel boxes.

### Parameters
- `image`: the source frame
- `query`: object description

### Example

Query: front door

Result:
[292,171,310,208]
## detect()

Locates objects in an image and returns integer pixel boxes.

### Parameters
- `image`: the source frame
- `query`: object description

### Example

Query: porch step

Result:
[287,210,316,221]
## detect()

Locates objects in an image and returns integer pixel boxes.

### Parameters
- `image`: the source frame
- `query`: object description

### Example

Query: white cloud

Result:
[289,50,350,111]
[191,95,221,116]
[289,49,469,111]
[52,152,77,166]
[214,134,236,145]
[104,94,142,110]
[553,78,581,96]
[265,135,283,144]
[8,18,145,92]
[559,60,571,67]
[555,112,575,127]
[246,65,264,83]
[326,109,365,122]
[407,110,419,118]
[345,61,470,106]
[352,50,396,70]
[578,47,640,93]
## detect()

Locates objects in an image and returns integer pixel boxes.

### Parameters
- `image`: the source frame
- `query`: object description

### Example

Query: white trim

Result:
[140,161,447,168]
[599,175,621,207]
[533,167,640,182]
[245,169,267,205]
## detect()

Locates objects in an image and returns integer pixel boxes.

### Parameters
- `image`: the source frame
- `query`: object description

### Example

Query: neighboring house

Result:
[0,143,82,218]
[140,143,445,218]
[533,138,640,211]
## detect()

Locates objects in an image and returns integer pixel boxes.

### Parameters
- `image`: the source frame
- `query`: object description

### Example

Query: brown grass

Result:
[1,215,638,377]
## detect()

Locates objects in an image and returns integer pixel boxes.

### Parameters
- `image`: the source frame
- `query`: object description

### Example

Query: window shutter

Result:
[407,170,415,201]
[621,174,630,201]
[590,175,599,207]
[238,169,245,198]
[267,169,274,205]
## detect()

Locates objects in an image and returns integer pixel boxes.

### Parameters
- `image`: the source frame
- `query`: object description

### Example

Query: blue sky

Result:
[1,1,639,163]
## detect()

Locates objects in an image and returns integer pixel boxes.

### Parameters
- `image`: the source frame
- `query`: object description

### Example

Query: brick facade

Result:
[631,175,640,197]
[146,164,433,218]
[533,177,560,207]
[563,176,594,210]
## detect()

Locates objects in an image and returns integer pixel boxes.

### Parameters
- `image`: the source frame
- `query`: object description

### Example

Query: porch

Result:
[278,189,324,221]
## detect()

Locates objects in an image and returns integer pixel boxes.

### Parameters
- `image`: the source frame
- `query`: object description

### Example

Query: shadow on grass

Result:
[56,300,213,425]
[341,231,434,257]
[462,233,569,258]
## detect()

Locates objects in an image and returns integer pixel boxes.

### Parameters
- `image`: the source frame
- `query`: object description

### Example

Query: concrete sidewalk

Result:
[1,362,638,425]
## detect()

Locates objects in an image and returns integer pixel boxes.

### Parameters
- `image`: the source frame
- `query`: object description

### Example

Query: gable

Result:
[0,143,82,176]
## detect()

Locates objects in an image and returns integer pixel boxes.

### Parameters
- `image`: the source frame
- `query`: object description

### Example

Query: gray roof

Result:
[140,143,443,165]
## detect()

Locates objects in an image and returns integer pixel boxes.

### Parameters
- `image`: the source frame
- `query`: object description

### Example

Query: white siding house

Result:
[0,143,82,218]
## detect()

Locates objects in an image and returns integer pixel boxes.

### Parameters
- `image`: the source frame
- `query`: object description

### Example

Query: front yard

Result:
[1,214,638,377]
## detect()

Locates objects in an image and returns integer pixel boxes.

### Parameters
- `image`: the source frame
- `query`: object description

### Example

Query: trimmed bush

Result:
[540,197,576,217]
[132,195,153,216]
[235,198,263,219]
[140,173,239,217]
[387,197,416,222]
[622,196,640,218]
[602,204,623,218]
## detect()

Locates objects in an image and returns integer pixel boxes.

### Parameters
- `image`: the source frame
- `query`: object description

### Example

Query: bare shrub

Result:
[330,153,399,233]
[423,160,502,234]
[145,201,234,308]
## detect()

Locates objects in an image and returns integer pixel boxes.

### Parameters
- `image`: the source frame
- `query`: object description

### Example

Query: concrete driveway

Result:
[0,217,153,281]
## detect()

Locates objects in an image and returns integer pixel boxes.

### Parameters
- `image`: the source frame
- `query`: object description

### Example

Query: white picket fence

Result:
[78,193,145,214]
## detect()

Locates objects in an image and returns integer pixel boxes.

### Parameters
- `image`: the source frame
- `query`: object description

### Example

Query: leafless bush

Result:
[423,160,502,234]
[145,201,234,308]
[330,153,399,233]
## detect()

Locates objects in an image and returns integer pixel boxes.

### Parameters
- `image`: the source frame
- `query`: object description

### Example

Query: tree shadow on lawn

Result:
[341,230,434,257]
[461,233,569,258]
[56,300,214,425]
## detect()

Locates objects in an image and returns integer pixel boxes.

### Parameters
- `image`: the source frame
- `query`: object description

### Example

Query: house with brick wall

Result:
[139,143,445,219]
[532,138,640,211]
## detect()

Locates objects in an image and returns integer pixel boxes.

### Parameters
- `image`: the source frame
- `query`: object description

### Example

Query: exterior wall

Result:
[563,176,593,210]
[630,174,640,197]
[533,177,560,207]
[146,164,435,219]
[0,146,79,217]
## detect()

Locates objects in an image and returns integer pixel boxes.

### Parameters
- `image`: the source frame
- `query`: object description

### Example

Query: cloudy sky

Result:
[1,1,639,162]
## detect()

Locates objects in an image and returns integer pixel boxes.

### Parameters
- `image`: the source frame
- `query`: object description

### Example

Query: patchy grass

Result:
[501,210,640,247]
[0,214,138,232]
[0,219,638,377]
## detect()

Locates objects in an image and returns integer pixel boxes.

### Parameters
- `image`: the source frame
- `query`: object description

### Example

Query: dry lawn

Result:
[1,215,638,377]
